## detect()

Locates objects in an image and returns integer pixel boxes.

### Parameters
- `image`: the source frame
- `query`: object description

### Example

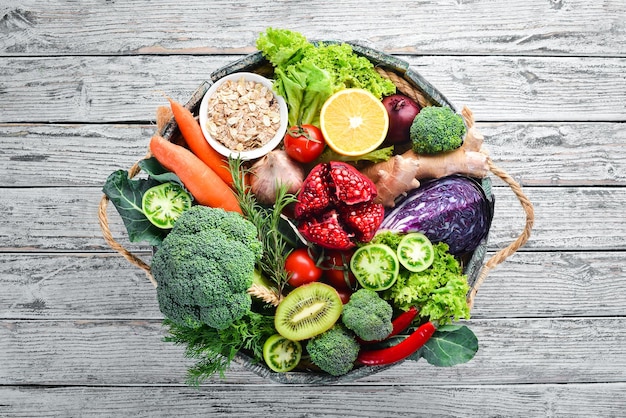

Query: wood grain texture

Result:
[1,383,625,418]
[1,0,624,57]
[1,318,624,386]
[1,55,625,123]
[1,122,624,187]
[1,1,624,414]
[0,186,623,252]
[1,251,623,321]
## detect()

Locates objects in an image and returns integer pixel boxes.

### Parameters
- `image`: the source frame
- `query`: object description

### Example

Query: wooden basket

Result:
[98,43,535,384]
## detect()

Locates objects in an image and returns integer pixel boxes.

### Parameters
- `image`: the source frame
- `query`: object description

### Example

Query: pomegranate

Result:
[294,162,384,249]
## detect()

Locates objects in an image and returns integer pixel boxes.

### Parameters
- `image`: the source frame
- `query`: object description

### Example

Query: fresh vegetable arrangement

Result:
[101,28,509,384]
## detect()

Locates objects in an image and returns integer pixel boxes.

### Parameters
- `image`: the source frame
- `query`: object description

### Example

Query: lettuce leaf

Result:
[256,28,396,127]
[378,238,470,324]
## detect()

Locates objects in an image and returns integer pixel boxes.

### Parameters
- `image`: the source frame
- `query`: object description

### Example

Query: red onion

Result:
[382,94,421,145]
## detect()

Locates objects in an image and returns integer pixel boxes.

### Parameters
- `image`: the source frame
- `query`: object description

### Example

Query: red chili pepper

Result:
[387,306,419,338]
[356,321,436,366]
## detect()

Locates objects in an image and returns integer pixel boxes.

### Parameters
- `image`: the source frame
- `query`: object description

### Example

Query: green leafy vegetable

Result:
[410,324,478,366]
[256,28,396,127]
[375,232,470,324]
[102,170,167,245]
[138,157,184,186]
[316,145,394,164]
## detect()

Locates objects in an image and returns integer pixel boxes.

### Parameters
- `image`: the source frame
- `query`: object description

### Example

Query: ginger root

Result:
[360,154,420,207]
[361,106,489,207]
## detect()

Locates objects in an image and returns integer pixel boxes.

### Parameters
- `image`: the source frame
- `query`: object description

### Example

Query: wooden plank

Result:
[1,318,624,386]
[0,251,623,320]
[479,121,626,186]
[1,383,625,418]
[0,254,160,320]
[1,55,625,123]
[0,186,623,252]
[1,0,624,57]
[1,121,624,187]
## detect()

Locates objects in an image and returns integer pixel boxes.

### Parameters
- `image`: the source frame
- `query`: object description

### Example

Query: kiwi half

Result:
[274,282,343,341]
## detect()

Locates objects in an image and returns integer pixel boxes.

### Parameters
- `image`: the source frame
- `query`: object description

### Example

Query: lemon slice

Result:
[320,88,389,156]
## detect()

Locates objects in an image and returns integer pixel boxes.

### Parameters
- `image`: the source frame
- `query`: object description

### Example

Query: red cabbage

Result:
[379,176,492,255]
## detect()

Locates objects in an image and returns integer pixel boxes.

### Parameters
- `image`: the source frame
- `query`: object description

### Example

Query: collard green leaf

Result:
[418,324,478,367]
[102,170,168,245]
[138,158,184,187]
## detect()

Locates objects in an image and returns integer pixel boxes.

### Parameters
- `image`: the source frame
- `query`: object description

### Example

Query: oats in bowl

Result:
[199,72,288,161]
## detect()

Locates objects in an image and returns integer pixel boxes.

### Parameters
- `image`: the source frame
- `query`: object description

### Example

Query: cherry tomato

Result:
[284,125,326,163]
[335,288,353,305]
[322,250,357,290]
[285,248,323,287]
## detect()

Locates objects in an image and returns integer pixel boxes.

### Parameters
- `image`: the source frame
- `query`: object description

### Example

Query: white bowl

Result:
[198,72,288,161]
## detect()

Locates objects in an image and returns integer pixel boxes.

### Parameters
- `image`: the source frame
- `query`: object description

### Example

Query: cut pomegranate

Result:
[295,162,383,249]
[342,202,385,242]
[329,161,377,205]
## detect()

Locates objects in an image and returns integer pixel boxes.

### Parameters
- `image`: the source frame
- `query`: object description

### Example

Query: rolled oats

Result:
[206,77,281,152]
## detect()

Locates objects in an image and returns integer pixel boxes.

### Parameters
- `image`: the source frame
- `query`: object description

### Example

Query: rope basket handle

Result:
[98,153,157,288]
[462,107,535,309]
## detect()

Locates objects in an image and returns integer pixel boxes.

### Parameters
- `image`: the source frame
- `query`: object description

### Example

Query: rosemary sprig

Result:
[229,158,298,294]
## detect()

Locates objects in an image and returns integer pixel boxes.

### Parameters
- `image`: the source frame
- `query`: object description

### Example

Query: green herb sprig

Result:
[229,158,298,294]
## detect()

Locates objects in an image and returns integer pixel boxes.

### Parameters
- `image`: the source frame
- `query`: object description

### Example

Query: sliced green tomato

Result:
[141,182,192,229]
[350,244,399,291]
[397,232,435,272]
[263,334,302,373]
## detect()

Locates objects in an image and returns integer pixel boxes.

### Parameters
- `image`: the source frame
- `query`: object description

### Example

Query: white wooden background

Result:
[1,1,625,416]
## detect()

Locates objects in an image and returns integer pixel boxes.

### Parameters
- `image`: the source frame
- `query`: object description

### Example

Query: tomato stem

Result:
[289,125,322,143]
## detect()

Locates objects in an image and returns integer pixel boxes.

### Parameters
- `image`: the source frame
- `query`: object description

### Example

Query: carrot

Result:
[149,134,242,214]
[168,97,234,187]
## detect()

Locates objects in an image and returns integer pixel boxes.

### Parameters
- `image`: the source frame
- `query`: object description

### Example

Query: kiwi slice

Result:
[274,282,342,341]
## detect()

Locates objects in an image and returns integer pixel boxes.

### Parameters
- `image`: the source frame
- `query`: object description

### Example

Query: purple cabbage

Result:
[379,175,492,255]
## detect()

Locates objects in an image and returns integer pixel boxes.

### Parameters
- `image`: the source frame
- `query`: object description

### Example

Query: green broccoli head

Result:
[306,326,360,376]
[172,205,262,260]
[410,106,466,154]
[151,206,262,330]
[341,288,393,341]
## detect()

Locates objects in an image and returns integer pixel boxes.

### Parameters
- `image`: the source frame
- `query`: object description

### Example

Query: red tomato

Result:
[284,125,326,163]
[322,250,357,290]
[335,288,353,305]
[285,248,323,287]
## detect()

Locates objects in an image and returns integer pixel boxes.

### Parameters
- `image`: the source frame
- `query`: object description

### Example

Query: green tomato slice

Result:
[350,244,399,291]
[141,182,192,229]
[263,334,302,373]
[397,232,435,272]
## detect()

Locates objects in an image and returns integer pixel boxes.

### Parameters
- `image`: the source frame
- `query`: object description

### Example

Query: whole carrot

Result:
[149,135,242,214]
[168,98,234,186]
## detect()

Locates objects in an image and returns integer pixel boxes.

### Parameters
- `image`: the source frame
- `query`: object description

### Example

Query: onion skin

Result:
[250,150,304,205]
[382,94,421,145]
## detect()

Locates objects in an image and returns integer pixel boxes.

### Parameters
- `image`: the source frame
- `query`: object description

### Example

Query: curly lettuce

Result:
[256,28,396,127]
[373,232,470,324]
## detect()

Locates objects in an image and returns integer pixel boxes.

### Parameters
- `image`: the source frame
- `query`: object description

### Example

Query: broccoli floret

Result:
[341,289,393,341]
[172,205,262,259]
[306,326,360,376]
[410,106,466,154]
[151,206,262,330]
